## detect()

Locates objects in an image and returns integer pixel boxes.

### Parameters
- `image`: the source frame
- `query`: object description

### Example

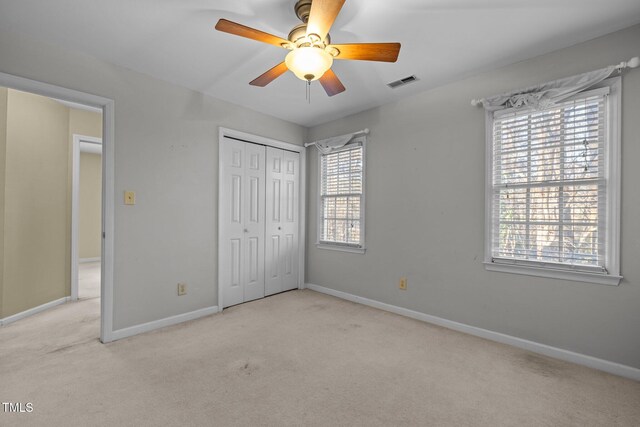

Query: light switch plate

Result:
[124,191,136,205]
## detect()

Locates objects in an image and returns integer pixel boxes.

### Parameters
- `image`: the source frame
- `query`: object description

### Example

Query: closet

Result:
[219,136,300,308]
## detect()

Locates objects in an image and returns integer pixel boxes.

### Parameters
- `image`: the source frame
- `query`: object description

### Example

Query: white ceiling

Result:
[1,0,639,127]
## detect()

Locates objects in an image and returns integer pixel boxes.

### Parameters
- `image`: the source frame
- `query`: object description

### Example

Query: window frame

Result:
[316,136,366,254]
[484,77,622,286]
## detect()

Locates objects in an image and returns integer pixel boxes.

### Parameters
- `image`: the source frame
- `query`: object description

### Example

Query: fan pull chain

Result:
[306,81,311,104]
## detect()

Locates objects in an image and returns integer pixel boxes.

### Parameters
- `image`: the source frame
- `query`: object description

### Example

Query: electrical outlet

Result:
[178,283,187,296]
[399,277,407,290]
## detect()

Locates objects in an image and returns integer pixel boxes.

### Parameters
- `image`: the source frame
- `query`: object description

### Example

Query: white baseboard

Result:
[80,257,100,263]
[110,305,219,341]
[306,283,640,381]
[0,297,71,326]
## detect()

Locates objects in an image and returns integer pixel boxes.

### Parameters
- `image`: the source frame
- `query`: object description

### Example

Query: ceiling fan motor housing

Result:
[294,0,312,23]
[288,23,331,47]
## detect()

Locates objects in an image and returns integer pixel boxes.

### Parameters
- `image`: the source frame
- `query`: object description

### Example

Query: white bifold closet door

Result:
[220,138,266,308]
[220,138,300,309]
[265,147,299,296]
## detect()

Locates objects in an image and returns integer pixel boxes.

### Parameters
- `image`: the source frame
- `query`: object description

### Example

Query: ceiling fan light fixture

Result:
[285,46,333,82]
[214,0,401,97]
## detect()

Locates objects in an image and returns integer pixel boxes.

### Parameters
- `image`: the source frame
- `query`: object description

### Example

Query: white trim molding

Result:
[110,306,219,341]
[484,261,622,286]
[306,283,640,381]
[52,97,102,113]
[315,243,366,254]
[0,297,71,326]
[80,257,101,263]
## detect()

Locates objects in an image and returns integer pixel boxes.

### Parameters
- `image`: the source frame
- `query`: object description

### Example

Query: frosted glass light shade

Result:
[285,47,333,81]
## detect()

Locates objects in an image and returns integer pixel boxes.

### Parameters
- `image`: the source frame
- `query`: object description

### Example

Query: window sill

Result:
[484,261,622,286]
[316,243,366,254]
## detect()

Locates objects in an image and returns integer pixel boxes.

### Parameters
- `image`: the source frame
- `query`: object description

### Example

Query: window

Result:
[317,139,365,253]
[485,78,621,285]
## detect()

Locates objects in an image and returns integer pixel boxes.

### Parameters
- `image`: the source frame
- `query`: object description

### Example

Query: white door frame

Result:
[71,134,102,301]
[218,127,306,310]
[0,71,116,343]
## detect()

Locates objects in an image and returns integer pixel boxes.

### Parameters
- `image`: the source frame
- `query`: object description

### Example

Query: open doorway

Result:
[71,134,102,303]
[0,71,115,343]
[0,88,102,333]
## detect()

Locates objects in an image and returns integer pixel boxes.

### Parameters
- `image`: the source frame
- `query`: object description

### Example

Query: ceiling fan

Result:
[215,0,401,97]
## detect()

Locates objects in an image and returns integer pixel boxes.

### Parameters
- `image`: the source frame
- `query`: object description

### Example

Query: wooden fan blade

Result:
[319,68,346,97]
[249,62,289,87]
[306,0,345,41]
[215,19,289,48]
[330,43,401,62]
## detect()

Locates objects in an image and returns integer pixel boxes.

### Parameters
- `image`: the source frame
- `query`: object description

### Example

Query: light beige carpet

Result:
[1,289,639,426]
[78,261,101,300]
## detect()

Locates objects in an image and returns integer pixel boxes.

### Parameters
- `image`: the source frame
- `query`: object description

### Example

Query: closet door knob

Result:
[244,229,248,233]
[278,226,281,230]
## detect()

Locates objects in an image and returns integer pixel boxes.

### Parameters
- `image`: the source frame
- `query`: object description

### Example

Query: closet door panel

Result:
[220,139,246,308]
[281,150,299,291]
[265,147,284,296]
[243,143,266,302]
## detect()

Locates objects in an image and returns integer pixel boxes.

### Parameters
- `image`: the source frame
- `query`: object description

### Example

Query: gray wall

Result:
[0,30,305,330]
[306,25,640,369]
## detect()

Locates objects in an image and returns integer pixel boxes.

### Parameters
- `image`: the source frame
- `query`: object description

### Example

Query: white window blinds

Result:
[320,143,364,247]
[490,89,608,271]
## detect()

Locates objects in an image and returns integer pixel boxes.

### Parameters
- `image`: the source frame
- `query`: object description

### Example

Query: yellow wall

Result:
[69,108,101,138]
[0,88,7,316]
[2,89,70,317]
[79,152,101,258]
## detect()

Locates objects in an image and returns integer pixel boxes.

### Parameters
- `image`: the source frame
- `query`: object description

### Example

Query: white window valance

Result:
[471,56,638,111]
[305,128,369,154]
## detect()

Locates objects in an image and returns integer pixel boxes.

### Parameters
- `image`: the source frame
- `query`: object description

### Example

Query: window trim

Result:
[316,137,366,254]
[484,77,622,285]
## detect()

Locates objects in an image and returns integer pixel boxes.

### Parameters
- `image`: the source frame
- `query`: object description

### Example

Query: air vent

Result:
[387,75,418,89]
